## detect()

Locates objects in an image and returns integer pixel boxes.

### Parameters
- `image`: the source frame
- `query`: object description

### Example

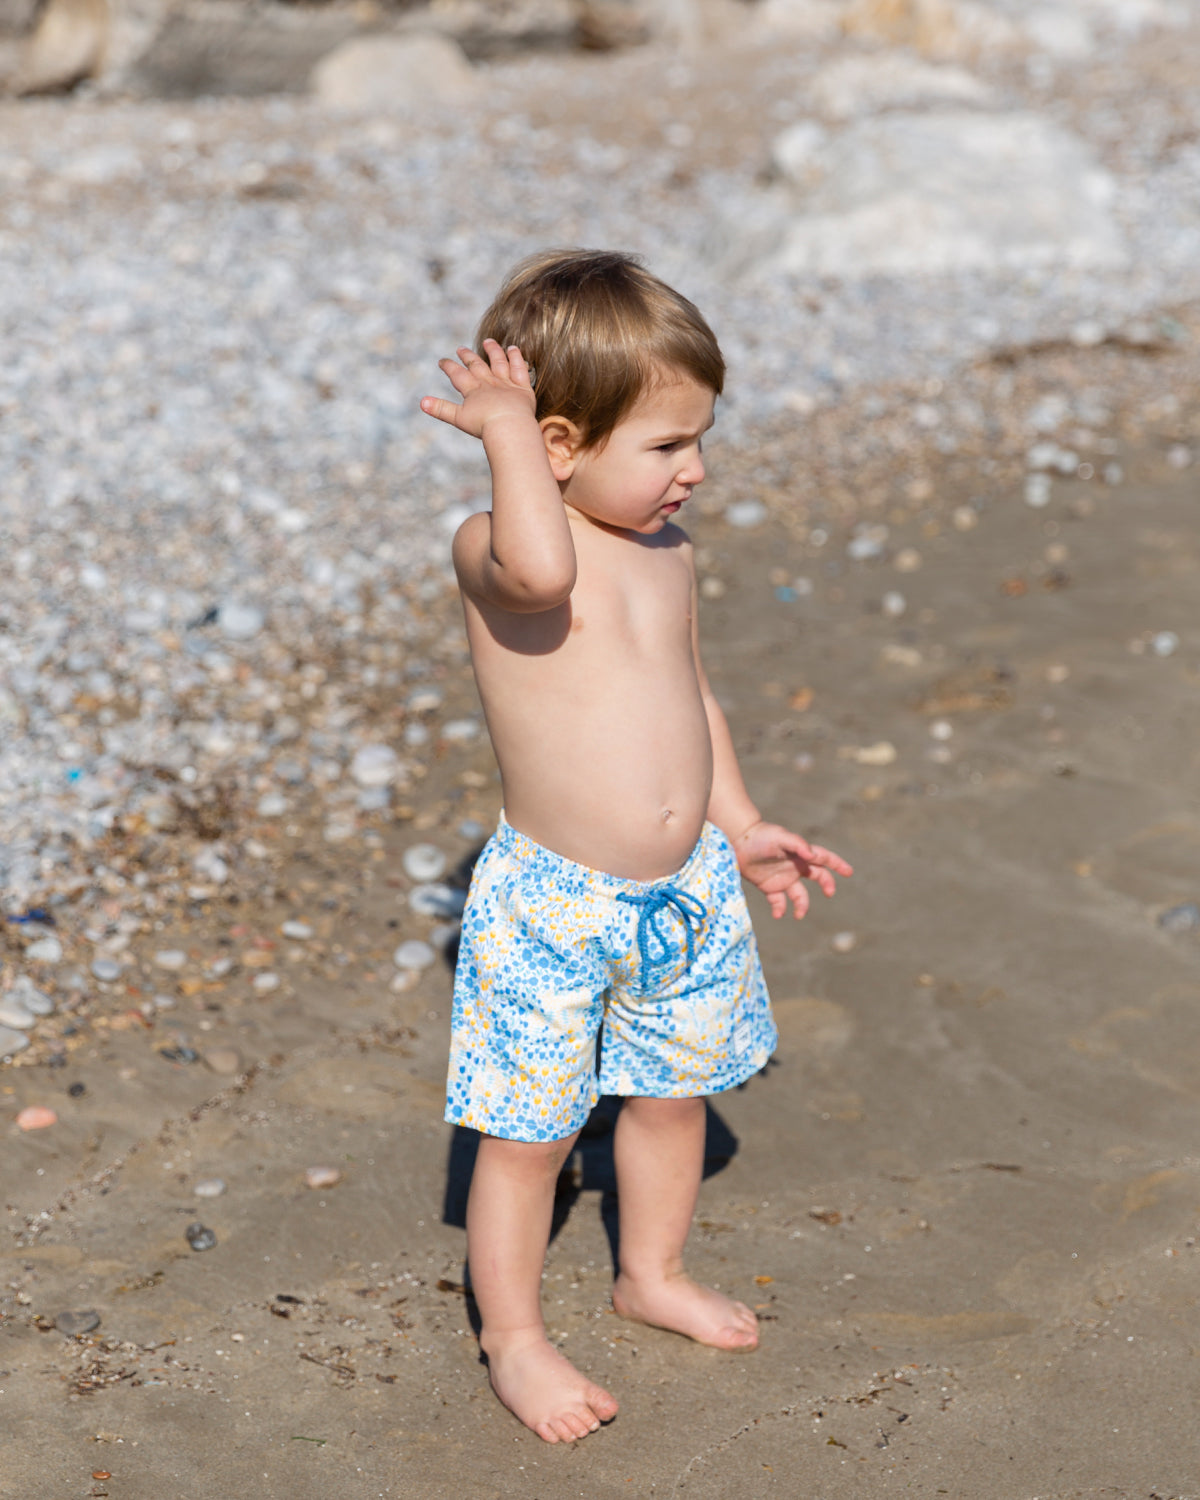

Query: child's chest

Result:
[569,534,694,650]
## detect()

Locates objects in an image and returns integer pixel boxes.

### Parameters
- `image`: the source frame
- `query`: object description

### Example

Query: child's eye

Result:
[655,442,679,453]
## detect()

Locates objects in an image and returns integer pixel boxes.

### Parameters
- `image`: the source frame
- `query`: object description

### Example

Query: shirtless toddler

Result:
[420,250,852,1444]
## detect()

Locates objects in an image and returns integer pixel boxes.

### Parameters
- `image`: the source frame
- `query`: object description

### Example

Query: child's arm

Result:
[421,340,576,612]
[688,553,853,919]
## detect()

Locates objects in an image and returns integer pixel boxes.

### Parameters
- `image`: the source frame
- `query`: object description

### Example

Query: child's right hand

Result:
[420,339,536,441]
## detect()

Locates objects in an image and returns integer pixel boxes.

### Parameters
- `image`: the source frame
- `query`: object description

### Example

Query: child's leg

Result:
[610,1095,759,1349]
[467,1130,619,1443]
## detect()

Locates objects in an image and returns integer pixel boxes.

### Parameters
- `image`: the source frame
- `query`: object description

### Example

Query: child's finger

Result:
[480,338,509,376]
[789,879,811,919]
[420,395,462,426]
[437,357,477,395]
[505,345,532,386]
[806,843,854,877]
[767,890,787,919]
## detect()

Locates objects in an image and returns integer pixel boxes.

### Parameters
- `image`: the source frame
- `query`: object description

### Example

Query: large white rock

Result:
[808,52,994,119]
[766,110,1126,277]
[311,34,475,111]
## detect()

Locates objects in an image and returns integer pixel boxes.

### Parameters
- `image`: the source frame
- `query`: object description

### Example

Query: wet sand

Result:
[5,405,1200,1496]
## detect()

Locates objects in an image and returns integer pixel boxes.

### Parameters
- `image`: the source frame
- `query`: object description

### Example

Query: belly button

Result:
[661,807,675,823]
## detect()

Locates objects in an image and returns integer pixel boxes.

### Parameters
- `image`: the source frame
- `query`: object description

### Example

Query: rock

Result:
[1025,474,1053,508]
[0,998,34,1030]
[256,791,288,817]
[403,843,447,882]
[91,957,122,982]
[12,979,52,1015]
[25,935,63,963]
[311,34,476,111]
[252,972,279,993]
[808,53,994,120]
[351,743,401,788]
[930,719,954,741]
[441,718,480,743]
[16,1104,57,1129]
[217,601,265,641]
[404,723,431,747]
[193,847,229,884]
[154,948,188,971]
[280,920,313,940]
[764,111,1125,278]
[1151,631,1179,657]
[894,548,922,572]
[0,1026,31,1057]
[406,687,443,713]
[847,523,888,561]
[12,0,105,95]
[843,741,897,765]
[186,1222,217,1251]
[193,1177,227,1198]
[882,591,907,617]
[55,1309,101,1336]
[458,819,486,841]
[409,883,467,918]
[305,1164,342,1189]
[203,1046,242,1076]
[357,785,391,811]
[831,930,858,953]
[393,939,437,971]
[725,500,768,529]
[1158,903,1199,934]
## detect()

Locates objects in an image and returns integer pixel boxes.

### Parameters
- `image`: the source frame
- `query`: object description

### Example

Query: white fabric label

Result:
[734,1018,752,1055]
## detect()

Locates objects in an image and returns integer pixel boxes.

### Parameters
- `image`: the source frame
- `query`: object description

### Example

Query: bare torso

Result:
[461,515,712,880]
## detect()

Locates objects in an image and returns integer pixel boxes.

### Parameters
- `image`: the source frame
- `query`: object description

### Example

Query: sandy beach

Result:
[4,3,1200,1494]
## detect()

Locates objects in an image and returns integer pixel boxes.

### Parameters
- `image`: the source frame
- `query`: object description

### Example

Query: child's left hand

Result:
[732,821,853,919]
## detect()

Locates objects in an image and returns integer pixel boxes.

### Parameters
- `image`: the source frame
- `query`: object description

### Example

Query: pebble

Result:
[0,1026,32,1056]
[442,718,480,743]
[406,687,443,713]
[351,743,401,788]
[203,1046,243,1076]
[25,935,63,963]
[430,921,461,952]
[1158,903,1200,934]
[16,1105,57,1129]
[193,1177,227,1198]
[217,602,265,641]
[1167,445,1192,469]
[256,792,288,817]
[0,998,36,1029]
[846,523,888,561]
[1151,631,1179,658]
[154,949,188,971]
[724,500,768,529]
[1103,462,1125,485]
[91,957,122,982]
[280,920,313,939]
[1025,474,1053,508]
[252,972,280,993]
[14,981,54,1017]
[882,591,907,618]
[846,741,897,766]
[186,1222,218,1251]
[831,931,858,954]
[404,723,431,747]
[893,548,923,572]
[700,576,727,600]
[393,939,437,971]
[305,1165,342,1189]
[409,883,467,917]
[458,819,486,841]
[403,843,447,881]
[930,720,955,741]
[55,1309,101,1336]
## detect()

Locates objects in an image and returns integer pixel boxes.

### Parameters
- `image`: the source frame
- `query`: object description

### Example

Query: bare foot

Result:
[482,1329,619,1443]
[612,1270,759,1349]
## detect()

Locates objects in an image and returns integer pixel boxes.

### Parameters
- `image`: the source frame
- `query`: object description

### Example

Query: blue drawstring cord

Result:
[616,885,707,975]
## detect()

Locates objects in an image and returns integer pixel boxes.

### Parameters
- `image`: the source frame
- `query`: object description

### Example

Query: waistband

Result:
[490,812,720,901]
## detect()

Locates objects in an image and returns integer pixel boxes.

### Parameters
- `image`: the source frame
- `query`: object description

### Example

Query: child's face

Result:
[557,371,715,535]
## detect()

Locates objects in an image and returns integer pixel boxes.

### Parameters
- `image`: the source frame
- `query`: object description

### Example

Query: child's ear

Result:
[540,416,584,481]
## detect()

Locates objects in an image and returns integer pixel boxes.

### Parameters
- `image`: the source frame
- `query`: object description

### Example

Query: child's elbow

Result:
[506,563,576,611]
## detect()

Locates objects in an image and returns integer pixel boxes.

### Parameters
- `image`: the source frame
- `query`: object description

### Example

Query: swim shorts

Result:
[444,815,776,1142]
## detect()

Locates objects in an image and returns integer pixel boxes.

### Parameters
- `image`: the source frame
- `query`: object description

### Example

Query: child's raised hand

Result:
[731,821,853,920]
[420,339,536,440]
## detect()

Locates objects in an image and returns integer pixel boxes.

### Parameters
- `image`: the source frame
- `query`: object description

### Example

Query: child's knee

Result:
[478,1130,579,1182]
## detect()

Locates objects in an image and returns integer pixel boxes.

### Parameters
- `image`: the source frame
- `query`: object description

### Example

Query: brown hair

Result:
[476,249,724,449]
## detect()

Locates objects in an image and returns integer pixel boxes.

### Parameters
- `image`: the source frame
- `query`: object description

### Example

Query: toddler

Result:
[420,250,851,1444]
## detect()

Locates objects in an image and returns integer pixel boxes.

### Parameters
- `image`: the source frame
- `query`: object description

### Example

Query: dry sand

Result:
[5,389,1200,1496]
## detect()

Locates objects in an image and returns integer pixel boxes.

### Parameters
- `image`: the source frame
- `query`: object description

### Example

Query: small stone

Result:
[1151,631,1179,658]
[12,980,53,1016]
[68,1081,86,1098]
[404,723,430,747]
[893,548,923,572]
[442,718,480,743]
[25,935,63,963]
[91,958,122,983]
[1025,474,1053,508]
[154,949,188,971]
[281,921,313,940]
[831,931,858,954]
[305,1165,342,1189]
[881,591,906,618]
[55,1310,101,1336]
[193,848,229,884]
[257,792,288,817]
[393,939,437,971]
[700,576,727,600]
[203,1046,243,1076]
[847,524,888,561]
[0,998,35,1030]
[403,843,447,882]
[725,500,768,529]
[1167,445,1192,470]
[409,883,467,918]
[0,1026,31,1056]
[16,1105,57,1130]
[429,921,461,953]
[930,720,954,741]
[252,972,280,993]
[351,743,400,788]
[186,1223,217,1251]
[159,1044,200,1064]
[357,785,392,812]
[1158,903,1200,934]
[218,602,265,641]
[458,819,486,840]
[845,741,896,766]
[193,1178,227,1198]
[952,506,978,531]
[406,687,443,713]
[1102,462,1125,486]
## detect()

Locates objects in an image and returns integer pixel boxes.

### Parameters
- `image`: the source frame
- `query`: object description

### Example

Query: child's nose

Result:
[679,449,705,485]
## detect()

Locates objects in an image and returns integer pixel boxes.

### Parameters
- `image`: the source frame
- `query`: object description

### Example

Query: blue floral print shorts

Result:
[445,814,776,1142]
